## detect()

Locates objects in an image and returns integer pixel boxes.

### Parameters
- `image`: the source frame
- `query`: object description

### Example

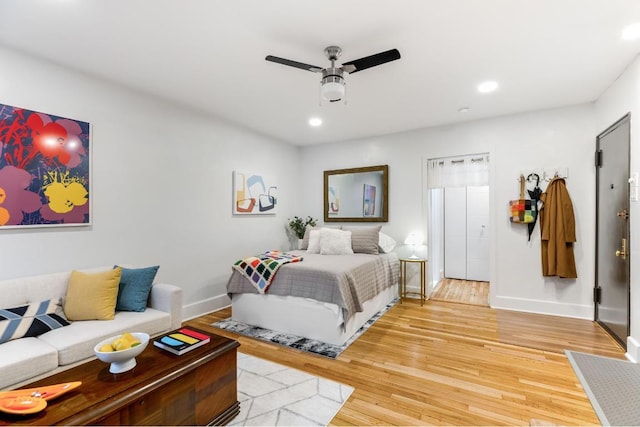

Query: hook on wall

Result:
[518,168,543,183]
[526,172,540,186]
[542,167,568,181]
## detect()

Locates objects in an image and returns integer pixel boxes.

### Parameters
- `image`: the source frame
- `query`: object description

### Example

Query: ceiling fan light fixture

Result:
[321,80,345,101]
[265,45,400,103]
[320,67,345,102]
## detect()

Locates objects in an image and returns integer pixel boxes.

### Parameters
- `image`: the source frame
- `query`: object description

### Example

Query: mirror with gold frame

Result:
[324,165,388,222]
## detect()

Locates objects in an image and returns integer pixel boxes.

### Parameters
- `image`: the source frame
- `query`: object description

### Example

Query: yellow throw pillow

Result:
[64,268,122,321]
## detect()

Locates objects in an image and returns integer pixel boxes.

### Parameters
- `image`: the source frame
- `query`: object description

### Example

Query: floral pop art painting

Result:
[0,103,90,228]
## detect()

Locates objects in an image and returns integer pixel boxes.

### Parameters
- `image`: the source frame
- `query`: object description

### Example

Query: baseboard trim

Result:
[491,295,592,319]
[182,294,230,321]
[626,337,639,363]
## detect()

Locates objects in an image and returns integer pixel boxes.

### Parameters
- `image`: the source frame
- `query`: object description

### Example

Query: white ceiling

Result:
[1,1,640,146]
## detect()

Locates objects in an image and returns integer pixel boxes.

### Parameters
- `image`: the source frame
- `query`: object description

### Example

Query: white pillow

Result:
[307,229,321,253]
[320,229,354,255]
[378,232,397,253]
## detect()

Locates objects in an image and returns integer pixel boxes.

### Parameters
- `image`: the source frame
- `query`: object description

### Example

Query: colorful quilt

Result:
[232,250,303,294]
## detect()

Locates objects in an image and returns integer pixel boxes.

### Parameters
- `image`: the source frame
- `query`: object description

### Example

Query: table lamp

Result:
[404,232,423,259]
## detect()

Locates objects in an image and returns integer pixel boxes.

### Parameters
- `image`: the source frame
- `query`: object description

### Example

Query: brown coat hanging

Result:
[539,177,577,278]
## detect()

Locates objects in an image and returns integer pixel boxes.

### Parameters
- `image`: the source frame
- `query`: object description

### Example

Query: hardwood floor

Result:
[185,299,624,426]
[430,278,490,306]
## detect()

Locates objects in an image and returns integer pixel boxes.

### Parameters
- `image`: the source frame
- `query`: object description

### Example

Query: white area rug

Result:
[231,353,354,426]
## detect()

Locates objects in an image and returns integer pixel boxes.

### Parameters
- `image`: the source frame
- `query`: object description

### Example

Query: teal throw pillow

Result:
[114,265,159,312]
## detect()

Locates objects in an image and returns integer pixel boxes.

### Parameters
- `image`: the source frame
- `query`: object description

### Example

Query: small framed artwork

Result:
[0,103,91,228]
[363,184,376,217]
[233,171,277,215]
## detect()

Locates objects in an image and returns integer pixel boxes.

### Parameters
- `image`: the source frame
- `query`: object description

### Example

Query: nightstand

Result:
[399,257,427,305]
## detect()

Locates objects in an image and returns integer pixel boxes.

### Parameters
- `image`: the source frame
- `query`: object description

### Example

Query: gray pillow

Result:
[301,225,319,250]
[342,225,382,254]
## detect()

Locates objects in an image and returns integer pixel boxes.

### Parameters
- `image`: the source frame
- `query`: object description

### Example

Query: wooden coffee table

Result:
[0,329,239,426]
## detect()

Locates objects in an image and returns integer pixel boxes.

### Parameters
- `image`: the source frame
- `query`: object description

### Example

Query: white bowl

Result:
[94,332,149,374]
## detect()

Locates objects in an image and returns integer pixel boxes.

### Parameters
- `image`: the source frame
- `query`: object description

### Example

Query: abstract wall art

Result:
[0,103,91,228]
[232,171,277,215]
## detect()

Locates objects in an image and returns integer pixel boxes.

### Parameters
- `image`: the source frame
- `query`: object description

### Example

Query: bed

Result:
[226,250,399,346]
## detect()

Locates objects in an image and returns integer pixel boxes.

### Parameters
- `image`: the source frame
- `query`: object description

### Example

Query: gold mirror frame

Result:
[324,165,388,222]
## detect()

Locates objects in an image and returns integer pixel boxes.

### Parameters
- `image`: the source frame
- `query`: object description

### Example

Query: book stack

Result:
[153,327,210,355]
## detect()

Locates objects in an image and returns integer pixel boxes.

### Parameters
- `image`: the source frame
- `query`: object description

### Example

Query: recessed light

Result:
[477,81,498,93]
[308,117,322,127]
[458,107,470,113]
[622,23,640,41]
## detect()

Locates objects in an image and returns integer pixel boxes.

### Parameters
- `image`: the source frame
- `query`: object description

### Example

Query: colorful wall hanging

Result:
[232,171,277,215]
[0,103,91,228]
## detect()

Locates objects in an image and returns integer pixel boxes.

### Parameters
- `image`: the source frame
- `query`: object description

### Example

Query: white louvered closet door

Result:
[466,186,490,281]
[444,187,467,279]
[444,186,490,281]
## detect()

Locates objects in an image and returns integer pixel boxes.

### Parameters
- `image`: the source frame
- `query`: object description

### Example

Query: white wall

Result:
[0,46,300,319]
[594,54,640,362]
[299,104,597,319]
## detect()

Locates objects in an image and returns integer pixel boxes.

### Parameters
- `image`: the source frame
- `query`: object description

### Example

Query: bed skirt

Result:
[231,283,398,346]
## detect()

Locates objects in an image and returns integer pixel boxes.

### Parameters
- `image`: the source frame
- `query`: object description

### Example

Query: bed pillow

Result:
[320,228,354,255]
[378,232,397,253]
[114,265,159,312]
[300,225,318,250]
[343,225,382,254]
[64,268,122,321]
[0,299,69,344]
[301,225,342,250]
[307,229,321,253]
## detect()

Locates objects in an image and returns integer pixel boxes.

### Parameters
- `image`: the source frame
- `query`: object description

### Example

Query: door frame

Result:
[425,153,491,296]
[594,112,631,347]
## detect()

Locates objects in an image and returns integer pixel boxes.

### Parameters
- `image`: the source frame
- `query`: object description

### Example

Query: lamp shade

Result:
[404,232,423,246]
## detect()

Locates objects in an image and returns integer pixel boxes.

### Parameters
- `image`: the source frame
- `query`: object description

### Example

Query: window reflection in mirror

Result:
[324,165,388,222]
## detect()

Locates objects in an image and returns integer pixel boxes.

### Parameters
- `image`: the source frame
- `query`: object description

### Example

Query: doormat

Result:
[231,352,353,426]
[212,298,397,359]
[565,350,640,426]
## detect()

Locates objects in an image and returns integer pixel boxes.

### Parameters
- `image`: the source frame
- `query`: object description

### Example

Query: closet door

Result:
[444,187,467,279]
[466,186,490,281]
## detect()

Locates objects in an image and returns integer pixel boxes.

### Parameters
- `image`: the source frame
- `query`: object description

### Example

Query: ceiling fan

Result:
[265,46,401,103]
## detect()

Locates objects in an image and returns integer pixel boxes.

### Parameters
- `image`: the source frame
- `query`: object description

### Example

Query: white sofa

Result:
[0,266,183,389]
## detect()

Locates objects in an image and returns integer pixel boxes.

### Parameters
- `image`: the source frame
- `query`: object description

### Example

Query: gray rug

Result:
[212,298,397,359]
[565,350,640,426]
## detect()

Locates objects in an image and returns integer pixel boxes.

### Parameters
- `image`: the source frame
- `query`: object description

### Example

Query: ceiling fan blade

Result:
[265,55,323,73]
[341,48,401,74]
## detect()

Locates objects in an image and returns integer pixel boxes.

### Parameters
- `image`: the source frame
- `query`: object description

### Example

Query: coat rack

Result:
[518,167,569,182]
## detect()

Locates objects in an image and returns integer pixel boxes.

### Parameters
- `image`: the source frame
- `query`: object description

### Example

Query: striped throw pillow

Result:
[0,299,70,344]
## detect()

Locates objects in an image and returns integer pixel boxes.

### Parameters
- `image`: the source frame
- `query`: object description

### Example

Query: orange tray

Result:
[0,381,81,416]
[0,381,81,402]
[0,395,47,415]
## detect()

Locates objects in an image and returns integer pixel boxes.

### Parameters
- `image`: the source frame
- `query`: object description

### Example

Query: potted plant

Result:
[288,216,318,247]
